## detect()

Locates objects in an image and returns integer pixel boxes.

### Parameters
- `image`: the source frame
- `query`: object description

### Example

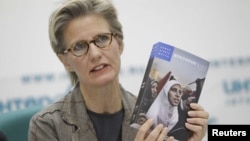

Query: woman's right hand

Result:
[134,118,175,141]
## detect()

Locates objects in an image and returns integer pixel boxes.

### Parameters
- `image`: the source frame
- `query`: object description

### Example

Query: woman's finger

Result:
[134,118,154,141]
[145,124,164,141]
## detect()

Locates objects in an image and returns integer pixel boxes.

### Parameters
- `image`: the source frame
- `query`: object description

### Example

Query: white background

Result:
[1,0,249,78]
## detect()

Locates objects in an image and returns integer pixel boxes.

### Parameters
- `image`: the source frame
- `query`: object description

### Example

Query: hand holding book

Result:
[131,42,210,141]
[134,103,209,141]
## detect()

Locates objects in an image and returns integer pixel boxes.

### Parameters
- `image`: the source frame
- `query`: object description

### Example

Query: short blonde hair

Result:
[49,0,124,85]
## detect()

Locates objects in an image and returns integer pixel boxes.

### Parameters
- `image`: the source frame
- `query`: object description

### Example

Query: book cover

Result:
[130,42,210,141]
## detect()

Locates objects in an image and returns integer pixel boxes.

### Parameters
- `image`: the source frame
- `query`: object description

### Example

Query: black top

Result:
[87,109,124,141]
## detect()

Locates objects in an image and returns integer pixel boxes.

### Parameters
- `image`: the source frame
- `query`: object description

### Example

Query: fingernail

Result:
[188,111,193,116]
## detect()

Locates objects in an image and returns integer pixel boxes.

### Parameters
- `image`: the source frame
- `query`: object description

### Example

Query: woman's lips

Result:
[91,64,107,72]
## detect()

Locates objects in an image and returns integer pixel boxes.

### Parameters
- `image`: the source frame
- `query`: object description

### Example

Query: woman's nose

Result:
[88,43,102,61]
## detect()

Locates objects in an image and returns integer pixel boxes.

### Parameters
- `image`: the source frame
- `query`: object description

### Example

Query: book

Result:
[130,42,210,141]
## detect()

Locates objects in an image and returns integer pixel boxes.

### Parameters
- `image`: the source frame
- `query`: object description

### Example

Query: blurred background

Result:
[0,0,250,141]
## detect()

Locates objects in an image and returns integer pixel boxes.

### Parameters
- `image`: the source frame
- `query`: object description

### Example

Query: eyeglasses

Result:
[62,33,116,57]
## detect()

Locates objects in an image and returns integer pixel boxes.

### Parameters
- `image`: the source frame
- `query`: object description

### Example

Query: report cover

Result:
[130,42,210,141]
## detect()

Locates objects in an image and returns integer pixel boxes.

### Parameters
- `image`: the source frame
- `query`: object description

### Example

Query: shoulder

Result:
[28,93,75,141]
[31,87,81,120]
[121,86,137,103]
[30,97,64,123]
[30,89,77,122]
[120,85,137,112]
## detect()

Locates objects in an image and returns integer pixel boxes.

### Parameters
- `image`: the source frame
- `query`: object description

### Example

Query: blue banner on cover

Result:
[150,42,174,61]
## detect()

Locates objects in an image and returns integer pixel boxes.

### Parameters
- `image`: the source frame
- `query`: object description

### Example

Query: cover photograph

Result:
[130,42,210,141]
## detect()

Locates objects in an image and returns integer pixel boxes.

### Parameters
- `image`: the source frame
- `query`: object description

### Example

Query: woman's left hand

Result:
[186,103,209,141]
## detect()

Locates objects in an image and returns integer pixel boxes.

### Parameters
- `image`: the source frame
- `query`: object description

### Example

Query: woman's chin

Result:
[92,76,118,86]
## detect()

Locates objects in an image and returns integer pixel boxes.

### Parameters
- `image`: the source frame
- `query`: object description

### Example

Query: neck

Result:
[80,81,122,114]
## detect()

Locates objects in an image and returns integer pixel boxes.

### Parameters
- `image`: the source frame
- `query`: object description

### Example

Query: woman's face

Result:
[151,82,158,97]
[168,84,182,106]
[59,14,123,87]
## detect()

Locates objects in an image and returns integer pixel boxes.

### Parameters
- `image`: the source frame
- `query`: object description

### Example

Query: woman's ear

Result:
[57,54,73,72]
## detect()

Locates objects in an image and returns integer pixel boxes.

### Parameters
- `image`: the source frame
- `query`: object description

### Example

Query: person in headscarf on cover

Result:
[146,78,182,132]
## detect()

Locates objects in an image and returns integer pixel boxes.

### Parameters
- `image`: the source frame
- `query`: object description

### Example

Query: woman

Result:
[146,79,182,131]
[28,0,208,141]
[140,78,159,114]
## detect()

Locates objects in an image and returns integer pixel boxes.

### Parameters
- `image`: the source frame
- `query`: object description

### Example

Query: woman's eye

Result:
[74,42,88,51]
[170,88,177,92]
[96,34,109,43]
